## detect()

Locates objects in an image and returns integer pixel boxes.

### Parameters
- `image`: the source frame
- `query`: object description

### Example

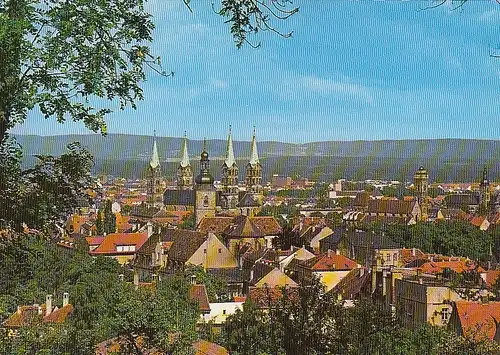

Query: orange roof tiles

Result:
[192,340,229,355]
[90,232,148,255]
[418,260,483,274]
[455,301,500,341]
[471,216,487,227]
[485,270,500,288]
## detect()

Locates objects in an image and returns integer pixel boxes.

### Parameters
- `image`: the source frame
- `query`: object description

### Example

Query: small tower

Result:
[245,128,263,194]
[413,166,428,221]
[147,131,163,207]
[177,132,193,189]
[194,138,216,226]
[221,126,239,211]
[479,167,491,214]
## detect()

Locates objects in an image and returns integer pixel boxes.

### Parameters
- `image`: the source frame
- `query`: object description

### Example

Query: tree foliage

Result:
[96,199,116,235]
[0,139,94,231]
[0,233,199,354]
[222,279,500,355]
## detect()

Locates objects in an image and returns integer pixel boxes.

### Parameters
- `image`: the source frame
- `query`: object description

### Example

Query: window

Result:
[218,248,222,254]
[204,249,207,254]
[386,254,391,262]
[441,307,450,322]
[203,195,209,207]
[222,309,226,315]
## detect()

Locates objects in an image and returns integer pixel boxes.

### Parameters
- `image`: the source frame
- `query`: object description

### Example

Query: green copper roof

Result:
[150,138,160,169]
[225,126,236,167]
[249,128,259,166]
[180,133,190,168]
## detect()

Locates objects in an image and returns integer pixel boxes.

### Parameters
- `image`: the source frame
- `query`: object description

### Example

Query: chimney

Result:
[17,306,21,314]
[118,274,124,282]
[35,304,42,315]
[250,268,254,282]
[190,275,196,285]
[336,249,341,255]
[327,249,333,258]
[133,271,139,286]
[63,292,69,307]
[412,248,416,257]
[147,221,153,238]
[418,278,423,285]
[152,273,158,283]
[46,295,53,316]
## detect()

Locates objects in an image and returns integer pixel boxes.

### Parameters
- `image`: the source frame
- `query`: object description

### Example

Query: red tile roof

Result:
[454,301,500,341]
[90,232,148,255]
[310,253,358,271]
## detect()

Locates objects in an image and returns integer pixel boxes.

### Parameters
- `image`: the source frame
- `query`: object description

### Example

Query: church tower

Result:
[194,138,217,226]
[177,132,193,189]
[221,126,239,211]
[147,132,163,207]
[479,167,490,213]
[245,128,263,198]
[413,166,428,221]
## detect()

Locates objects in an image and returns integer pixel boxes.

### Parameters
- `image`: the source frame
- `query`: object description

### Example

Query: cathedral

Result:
[149,128,265,226]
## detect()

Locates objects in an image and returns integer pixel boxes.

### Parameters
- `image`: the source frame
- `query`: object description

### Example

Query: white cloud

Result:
[479,9,500,24]
[299,75,374,104]
[210,78,228,89]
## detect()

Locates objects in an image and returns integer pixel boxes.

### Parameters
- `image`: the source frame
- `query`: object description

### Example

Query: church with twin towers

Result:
[147,127,264,225]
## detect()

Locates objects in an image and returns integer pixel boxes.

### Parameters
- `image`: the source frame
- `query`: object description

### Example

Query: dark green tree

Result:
[102,199,116,235]
[179,213,196,230]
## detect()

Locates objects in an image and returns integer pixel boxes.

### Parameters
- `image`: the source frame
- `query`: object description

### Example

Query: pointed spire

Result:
[150,131,160,169]
[225,125,236,167]
[249,126,259,166]
[180,131,190,168]
[202,137,207,153]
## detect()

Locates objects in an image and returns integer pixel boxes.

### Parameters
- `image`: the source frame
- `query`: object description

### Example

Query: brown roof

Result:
[166,230,206,264]
[353,191,370,208]
[250,217,282,235]
[225,216,264,238]
[197,216,282,236]
[248,286,298,309]
[3,304,72,328]
[367,199,417,215]
[193,340,229,355]
[96,336,228,355]
[197,217,234,235]
[189,284,210,312]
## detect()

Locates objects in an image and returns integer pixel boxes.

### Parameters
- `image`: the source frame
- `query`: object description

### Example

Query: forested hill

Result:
[12,134,500,183]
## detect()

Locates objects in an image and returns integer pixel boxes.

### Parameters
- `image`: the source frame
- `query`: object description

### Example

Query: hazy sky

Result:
[11,0,500,143]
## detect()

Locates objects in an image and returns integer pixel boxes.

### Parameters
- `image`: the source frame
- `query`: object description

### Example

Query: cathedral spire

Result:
[225,125,236,167]
[149,130,160,169]
[180,131,190,168]
[249,126,259,166]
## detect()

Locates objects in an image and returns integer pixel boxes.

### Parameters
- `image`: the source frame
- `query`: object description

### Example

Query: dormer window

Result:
[116,245,136,252]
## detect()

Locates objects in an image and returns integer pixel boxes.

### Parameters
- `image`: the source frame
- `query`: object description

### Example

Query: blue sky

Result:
[12,0,500,143]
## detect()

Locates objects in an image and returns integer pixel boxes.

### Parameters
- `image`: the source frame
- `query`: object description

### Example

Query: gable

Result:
[187,233,238,269]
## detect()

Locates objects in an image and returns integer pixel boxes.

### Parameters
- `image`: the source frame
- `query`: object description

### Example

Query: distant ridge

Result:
[12,134,500,183]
